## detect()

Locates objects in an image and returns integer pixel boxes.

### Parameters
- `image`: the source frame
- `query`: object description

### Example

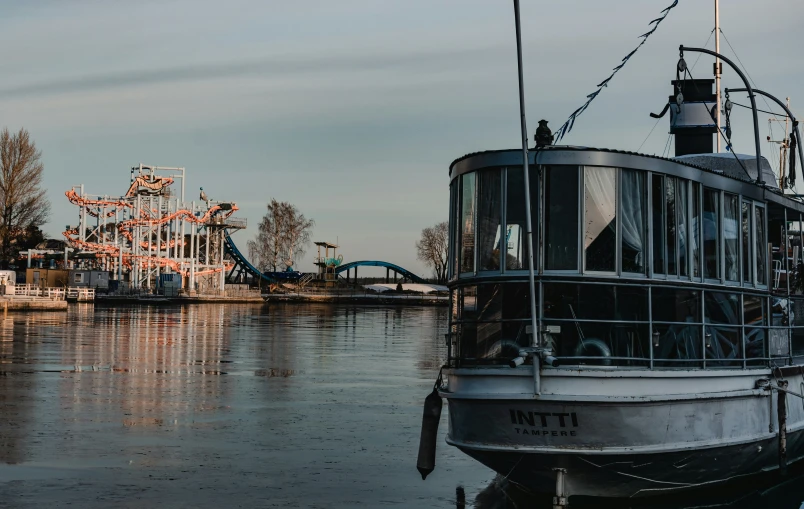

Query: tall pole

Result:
[513,0,540,395]
[714,0,721,152]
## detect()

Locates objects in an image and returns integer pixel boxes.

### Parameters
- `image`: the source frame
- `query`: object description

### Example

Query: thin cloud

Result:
[0,45,506,100]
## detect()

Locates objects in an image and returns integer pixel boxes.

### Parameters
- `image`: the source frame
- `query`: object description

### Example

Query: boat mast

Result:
[715,0,722,152]
[512,0,541,395]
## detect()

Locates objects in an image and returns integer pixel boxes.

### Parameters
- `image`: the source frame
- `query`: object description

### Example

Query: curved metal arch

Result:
[335,260,428,284]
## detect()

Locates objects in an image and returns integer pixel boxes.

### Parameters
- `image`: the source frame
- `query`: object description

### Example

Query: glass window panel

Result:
[652,174,665,274]
[458,286,477,360]
[666,177,677,275]
[756,206,767,285]
[476,284,502,322]
[692,182,701,278]
[543,283,647,322]
[743,294,765,326]
[543,283,612,320]
[505,169,526,270]
[621,169,646,273]
[678,180,688,277]
[502,283,531,320]
[543,320,648,366]
[460,173,476,273]
[724,194,739,281]
[545,166,579,270]
[477,170,503,271]
[792,297,804,357]
[653,323,703,367]
[704,291,740,325]
[584,166,617,272]
[742,200,752,283]
[744,327,766,363]
[705,326,741,366]
[703,189,720,279]
[449,180,459,279]
[651,287,701,323]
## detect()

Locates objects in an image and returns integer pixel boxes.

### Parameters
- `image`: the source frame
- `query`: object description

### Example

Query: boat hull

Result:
[441,368,804,498]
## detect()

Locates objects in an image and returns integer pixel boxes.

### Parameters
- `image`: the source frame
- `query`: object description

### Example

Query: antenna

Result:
[714,0,722,152]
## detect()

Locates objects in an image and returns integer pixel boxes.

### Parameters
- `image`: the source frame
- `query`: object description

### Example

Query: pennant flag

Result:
[553,0,679,142]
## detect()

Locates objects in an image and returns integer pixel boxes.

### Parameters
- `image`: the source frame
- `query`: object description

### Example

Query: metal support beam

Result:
[680,45,764,184]
[726,87,804,189]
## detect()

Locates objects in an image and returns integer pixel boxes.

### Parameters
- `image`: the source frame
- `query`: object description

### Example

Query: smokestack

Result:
[669,79,718,157]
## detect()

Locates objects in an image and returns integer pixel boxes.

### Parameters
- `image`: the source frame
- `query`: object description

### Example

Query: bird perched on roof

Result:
[534,119,554,147]
[200,187,209,201]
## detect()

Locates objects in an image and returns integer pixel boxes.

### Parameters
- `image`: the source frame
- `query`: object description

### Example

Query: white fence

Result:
[9,285,95,301]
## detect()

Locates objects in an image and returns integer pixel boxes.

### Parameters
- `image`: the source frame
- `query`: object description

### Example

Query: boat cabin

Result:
[447,146,804,369]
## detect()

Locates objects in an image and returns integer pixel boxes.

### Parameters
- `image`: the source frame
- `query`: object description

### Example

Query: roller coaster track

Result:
[223,236,427,285]
[334,260,427,284]
[223,234,307,284]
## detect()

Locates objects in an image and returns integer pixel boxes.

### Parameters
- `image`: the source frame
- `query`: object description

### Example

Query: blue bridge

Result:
[224,234,427,285]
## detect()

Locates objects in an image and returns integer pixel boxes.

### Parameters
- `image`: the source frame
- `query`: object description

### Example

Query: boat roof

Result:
[449,145,804,213]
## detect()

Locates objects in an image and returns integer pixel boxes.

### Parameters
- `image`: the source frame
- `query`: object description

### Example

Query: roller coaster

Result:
[63,164,246,292]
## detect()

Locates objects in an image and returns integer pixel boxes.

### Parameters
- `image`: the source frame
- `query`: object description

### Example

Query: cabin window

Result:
[476,284,503,358]
[744,294,767,363]
[449,180,458,279]
[691,182,701,278]
[477,170,502,271]
[704,291,741,365]
[678,180,689,277]
[545,166,579,270]
[666,177,677,275]
[621,169,646,274]
[584,166,617,272]
[460,173,476,274]
[742,200,752,283]
[452,283,533,365]
[724,194,739,282]
[652,287,702,367]
[703,188,720,280]
[542,282,648,366]
[651,174,665,274]
[755,205,767,286]
[458,286,478,361]
[505,168,528,271]
[791,297,804,360]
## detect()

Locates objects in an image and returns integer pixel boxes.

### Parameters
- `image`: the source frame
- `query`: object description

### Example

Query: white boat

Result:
[418,2,804,504]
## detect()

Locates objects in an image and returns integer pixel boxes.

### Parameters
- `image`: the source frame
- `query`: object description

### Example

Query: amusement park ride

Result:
[63,164,246,293]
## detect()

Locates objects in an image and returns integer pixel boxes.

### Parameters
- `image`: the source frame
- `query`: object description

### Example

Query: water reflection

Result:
[0,303,482,507]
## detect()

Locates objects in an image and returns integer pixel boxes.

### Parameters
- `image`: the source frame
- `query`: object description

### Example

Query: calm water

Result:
[0,303,802,509]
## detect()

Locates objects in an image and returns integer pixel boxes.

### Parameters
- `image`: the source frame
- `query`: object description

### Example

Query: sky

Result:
[0,0,801,277]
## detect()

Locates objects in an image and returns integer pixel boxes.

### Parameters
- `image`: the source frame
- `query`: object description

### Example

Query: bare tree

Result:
[0,128,50,266]
[416,221,449,283]
[248,199,314,272]
[247,199,285,272]
[281,203,314,270]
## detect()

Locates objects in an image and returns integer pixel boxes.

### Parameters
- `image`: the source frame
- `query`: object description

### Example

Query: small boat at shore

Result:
[418,1,804,504]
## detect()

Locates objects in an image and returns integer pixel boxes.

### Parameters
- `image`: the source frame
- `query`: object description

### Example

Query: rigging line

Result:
[637,115,662,153]
[690,28,715,71]
[661,133,672,158]
[729,101,789,118]
[719,28,777,116]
